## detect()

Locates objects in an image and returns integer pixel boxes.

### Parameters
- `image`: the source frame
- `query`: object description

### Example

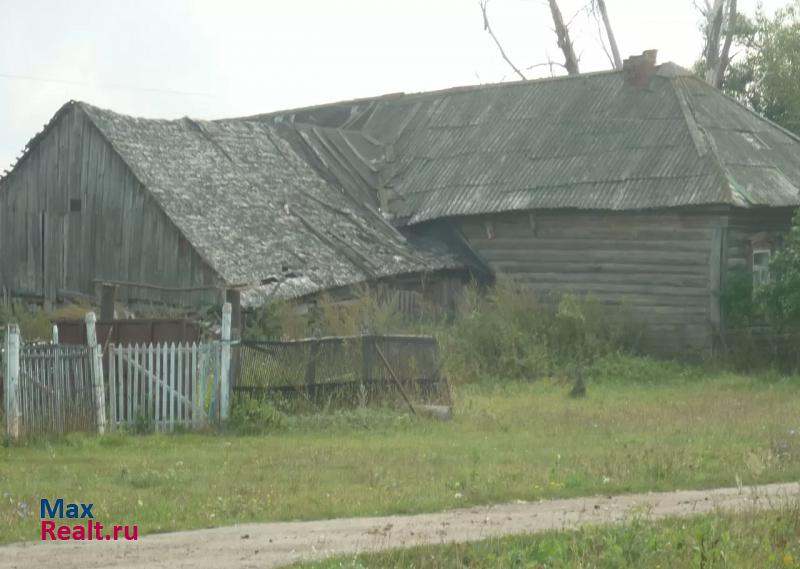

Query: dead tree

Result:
[701,0,738,88]
[548,0,580,75]
[478,0,622,78]
[594,0,622,70]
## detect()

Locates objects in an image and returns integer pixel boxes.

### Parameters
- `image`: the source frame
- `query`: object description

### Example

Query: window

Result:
[752,248,771,287]
[69,198,81,212]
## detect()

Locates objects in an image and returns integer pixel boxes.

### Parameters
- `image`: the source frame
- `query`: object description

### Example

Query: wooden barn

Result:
[0,101,471,312]
[2,52,799,354]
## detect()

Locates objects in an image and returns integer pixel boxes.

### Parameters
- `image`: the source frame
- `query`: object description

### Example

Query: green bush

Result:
[758,208,800,328]
[230,396,284,434]
[441,278,645,383]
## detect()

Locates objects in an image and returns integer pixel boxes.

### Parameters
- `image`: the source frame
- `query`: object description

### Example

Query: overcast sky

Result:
[0,0,787,172]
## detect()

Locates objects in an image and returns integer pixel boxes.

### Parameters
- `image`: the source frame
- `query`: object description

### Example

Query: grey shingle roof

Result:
[256,64,800,225]
[76,103,464,304]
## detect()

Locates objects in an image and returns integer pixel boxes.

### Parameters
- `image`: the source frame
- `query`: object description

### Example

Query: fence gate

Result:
[16,344,97,438]
[108,342,222,431]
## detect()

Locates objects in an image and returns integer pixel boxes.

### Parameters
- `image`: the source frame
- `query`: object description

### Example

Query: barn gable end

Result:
[0,103,222,305]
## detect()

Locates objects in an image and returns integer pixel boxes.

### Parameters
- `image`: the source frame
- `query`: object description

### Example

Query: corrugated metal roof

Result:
[260,65,800,225]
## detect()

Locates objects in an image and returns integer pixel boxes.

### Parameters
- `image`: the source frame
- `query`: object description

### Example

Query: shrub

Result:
[757,208,800,328]
[441,278,645,383]
[230,396,284,434]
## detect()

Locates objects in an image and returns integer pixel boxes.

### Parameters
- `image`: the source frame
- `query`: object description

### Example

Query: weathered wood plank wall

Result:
[457,209,727,355]
[0,105,221,305]
[725,208,794,273]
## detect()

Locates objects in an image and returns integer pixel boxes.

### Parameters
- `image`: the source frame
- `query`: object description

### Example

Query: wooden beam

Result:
[100,283,116,320]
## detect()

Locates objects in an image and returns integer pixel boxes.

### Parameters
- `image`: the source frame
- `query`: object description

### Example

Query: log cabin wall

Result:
[0,105,221,306]
[724,207,794,274]
[455,208,733,356]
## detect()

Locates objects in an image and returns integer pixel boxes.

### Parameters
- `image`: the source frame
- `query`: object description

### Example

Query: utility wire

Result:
[0,72,217,98]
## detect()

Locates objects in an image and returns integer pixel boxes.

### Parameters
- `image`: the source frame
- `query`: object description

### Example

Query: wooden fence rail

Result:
[232,334,450,408]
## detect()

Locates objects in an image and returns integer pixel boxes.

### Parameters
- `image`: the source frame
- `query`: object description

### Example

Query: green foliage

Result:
[757,209,800,328]
[442,279,644,383]
[725,2,800,135]
[242,301,283,341]
[229,396,284,434]
[720,268,758,327]
[0,302,92,342]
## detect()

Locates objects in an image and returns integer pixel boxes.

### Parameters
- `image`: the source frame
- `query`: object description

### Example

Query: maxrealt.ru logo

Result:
[40,499,138,541]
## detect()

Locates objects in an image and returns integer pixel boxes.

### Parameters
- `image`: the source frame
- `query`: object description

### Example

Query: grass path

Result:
[2,482,798,569]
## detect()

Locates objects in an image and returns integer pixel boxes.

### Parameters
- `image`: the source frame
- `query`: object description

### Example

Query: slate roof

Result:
[256,63,800,225]
[75,102,464,304]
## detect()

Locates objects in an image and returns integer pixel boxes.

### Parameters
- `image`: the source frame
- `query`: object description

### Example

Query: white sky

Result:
[0,0,787,172]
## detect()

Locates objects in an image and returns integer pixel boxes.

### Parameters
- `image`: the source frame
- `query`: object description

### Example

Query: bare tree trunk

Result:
[713,0,737,88]
[703,0,737,87]
[548,0,580,75]
[595,0,622,70]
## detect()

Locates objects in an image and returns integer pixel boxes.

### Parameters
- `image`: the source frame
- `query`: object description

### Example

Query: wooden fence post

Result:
[52,324,59,345]
[4,324,21,441]
[100,283,117,321]
[361,335,374,385]
[85,312,107,434]
[220,302,232,422]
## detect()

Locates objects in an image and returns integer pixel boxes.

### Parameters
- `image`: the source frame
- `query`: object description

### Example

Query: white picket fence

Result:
[108,341,223,431]
[108,303,232,432]
[4,313,106,441]
[3,303,233,440]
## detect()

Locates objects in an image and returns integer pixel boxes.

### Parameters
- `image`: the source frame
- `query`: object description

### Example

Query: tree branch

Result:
[479,0,527,80]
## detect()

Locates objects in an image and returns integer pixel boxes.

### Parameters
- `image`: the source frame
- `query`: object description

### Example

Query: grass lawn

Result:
[288,506,800,568]
[2,357,800,544]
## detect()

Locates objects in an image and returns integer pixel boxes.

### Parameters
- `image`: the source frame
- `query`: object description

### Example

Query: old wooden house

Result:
[2,53,799,354]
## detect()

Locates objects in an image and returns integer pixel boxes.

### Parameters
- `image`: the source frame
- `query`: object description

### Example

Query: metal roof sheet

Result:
[259,66,800,225]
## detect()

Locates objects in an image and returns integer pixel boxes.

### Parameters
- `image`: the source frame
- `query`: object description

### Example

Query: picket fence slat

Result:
[105,341,221,432]
[12,344,97,439]
[7,334,226,440]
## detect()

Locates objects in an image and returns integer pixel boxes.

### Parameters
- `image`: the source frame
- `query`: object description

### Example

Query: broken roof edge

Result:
[239,265,470,308]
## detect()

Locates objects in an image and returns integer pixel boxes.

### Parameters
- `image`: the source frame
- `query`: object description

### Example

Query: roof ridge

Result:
[230,69,626,123]
[667,77,748,206]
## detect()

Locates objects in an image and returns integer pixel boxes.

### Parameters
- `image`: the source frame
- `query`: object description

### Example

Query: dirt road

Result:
[3,482,798,569]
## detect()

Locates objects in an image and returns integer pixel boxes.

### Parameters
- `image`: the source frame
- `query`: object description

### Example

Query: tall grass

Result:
[440,279,644,383]
[248,279,645,385]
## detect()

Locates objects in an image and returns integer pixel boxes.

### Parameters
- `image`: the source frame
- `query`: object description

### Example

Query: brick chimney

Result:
[623,49,658,88]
